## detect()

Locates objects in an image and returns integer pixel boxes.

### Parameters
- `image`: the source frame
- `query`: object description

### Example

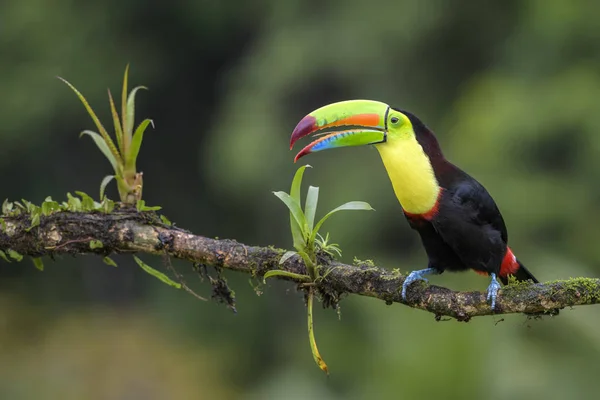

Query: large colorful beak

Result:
[290,100,390,162]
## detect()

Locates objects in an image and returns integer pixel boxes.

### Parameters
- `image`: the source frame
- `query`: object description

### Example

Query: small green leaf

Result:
[263,269,310,283]
[58,77,121,163]
[99,175,115,200]
[26,212,40,231]
[305,185,319,232]
[273,191,307,240]
[32,257,44,271]
[101,198,115,214]
[7,249,23,262]
[279,250,297,265]
[126,118,153,169]
[290,164,311,204]
[160,215,172,226]
[290,164,312,249]
[316,232,342,257]
[126,85,148,139]
[2,199,13,214]
[107,89,124,154]
[289,165,311,250]
[66,192,82,211]
[74,191,91,200]
[75,191,95,211]
[21,199,36,213]
[121,64,130,137]
[310,201,375,243]
[0,250,11,263]
[133,255,181,289]
[103,256,118,267]
[135,199,161,212]
[80,130,120,173]
[0,218,6,231]
[89,240,104,249]
[41,199,61,215]
[136,199,145,211]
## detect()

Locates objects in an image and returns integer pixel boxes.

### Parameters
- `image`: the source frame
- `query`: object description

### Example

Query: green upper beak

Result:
[289,100,390,162]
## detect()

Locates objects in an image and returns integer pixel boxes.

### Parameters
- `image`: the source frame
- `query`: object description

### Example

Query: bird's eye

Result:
[390,117,399,124]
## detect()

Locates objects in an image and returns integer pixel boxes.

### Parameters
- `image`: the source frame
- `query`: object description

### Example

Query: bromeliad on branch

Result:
[58,65,154,205]
[269,165,374,375]
[289,100,559,314]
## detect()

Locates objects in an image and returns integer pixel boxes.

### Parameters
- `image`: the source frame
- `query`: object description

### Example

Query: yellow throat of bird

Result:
[375,136,441,215]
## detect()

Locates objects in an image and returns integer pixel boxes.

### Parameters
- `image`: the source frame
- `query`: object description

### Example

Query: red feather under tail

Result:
[499,248,538,285]
[472,248,538,285]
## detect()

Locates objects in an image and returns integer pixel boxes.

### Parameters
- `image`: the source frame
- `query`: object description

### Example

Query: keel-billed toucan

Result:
[289,100,540,310]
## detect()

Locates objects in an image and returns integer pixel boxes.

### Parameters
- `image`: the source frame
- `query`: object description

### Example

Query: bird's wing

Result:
[430,180,508,272]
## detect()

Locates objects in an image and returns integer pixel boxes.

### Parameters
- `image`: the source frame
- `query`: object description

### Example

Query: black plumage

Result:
[400,111,538,285]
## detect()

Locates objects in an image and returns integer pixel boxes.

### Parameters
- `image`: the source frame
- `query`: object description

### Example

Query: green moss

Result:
[267,244,279,251]
[505,278,535,289]
[381,268,403,281]
[248,261,260,277]
[503,277,600,307]
[545,277,597,287]
[353,257,375,267]
[551,277,600,304]
[358,266,379,275]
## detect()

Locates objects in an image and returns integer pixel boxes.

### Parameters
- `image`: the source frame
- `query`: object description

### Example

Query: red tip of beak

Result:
[290,115,317,149]
[293,143,313,163]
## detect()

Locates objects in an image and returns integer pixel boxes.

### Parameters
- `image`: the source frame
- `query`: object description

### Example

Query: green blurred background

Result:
[1,0,600,398]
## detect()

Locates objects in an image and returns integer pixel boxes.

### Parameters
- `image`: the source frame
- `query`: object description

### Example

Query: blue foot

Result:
[402,268,437,300]
[486,273,501,310]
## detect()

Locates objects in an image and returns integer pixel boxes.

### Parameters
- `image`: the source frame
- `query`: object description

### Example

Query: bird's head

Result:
[289,99,416,162]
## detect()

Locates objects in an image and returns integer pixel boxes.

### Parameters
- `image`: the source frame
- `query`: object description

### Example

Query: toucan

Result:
[289,99,540,310]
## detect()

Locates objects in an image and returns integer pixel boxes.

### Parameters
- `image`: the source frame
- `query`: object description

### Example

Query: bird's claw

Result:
[401,268,437,301]
[486,273,501,310]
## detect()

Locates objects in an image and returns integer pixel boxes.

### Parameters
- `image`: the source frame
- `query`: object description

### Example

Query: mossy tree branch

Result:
[0,210,597,321]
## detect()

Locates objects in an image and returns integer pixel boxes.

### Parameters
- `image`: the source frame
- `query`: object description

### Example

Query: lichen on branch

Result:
[1,209,598,320]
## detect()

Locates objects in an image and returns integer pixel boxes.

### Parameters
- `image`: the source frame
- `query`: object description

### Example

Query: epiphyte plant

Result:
[267,164,374,374]
[272,164,374,280]
[58,65,154,205]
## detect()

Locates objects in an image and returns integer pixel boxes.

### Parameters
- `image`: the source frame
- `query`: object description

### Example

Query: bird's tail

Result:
[500,259,539,285]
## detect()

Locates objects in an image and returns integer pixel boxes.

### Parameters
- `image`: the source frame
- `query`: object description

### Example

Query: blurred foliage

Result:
[1,0,600,399]
[0,294,235,399]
